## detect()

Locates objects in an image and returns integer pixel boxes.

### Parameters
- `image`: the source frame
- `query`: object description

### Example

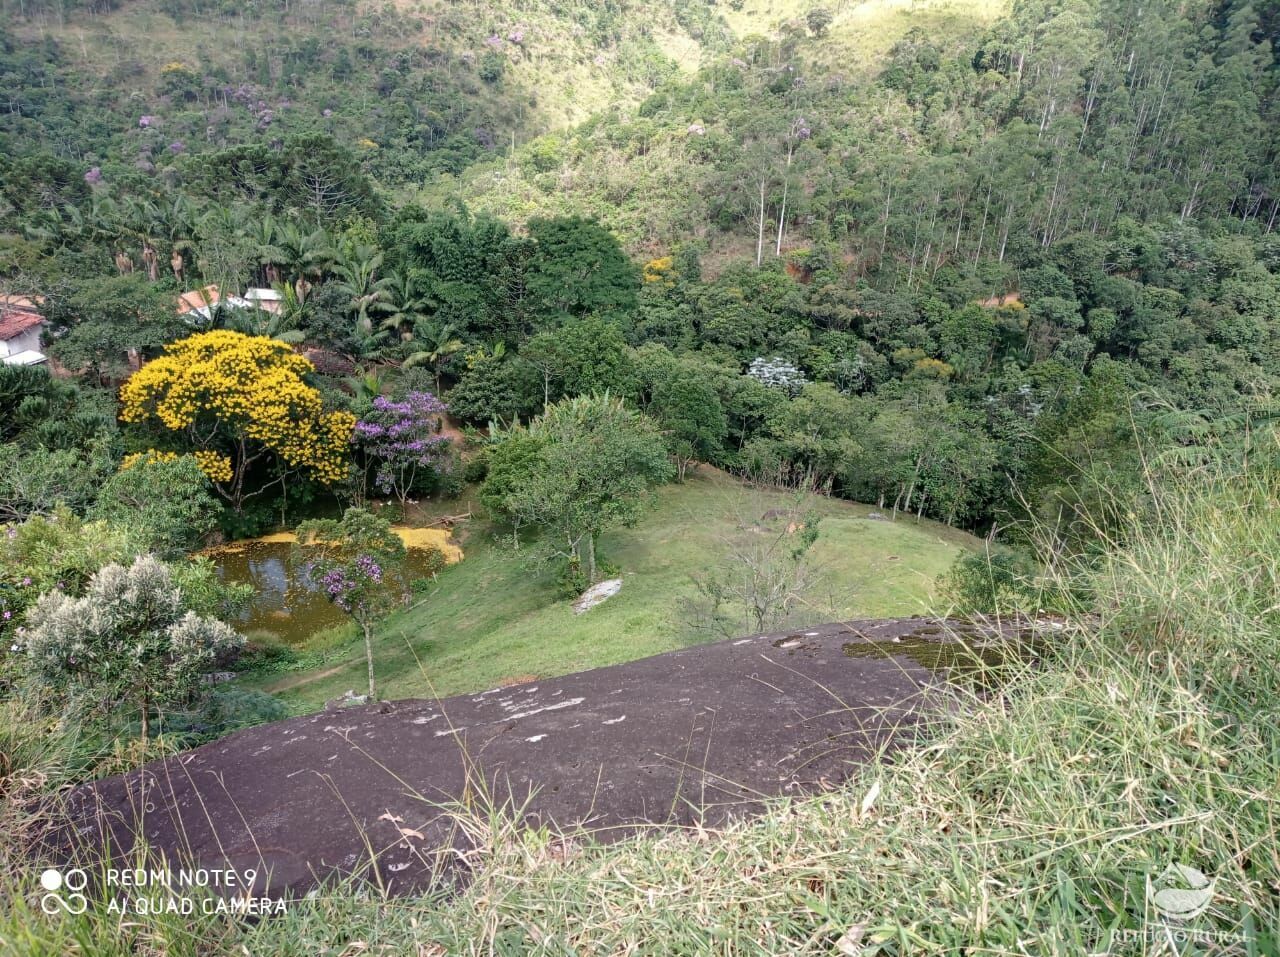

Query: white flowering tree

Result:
[24,555,243,741]
[747,356,808,395]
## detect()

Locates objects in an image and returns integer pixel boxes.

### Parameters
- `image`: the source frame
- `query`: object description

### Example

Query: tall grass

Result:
[2,463,1277,954]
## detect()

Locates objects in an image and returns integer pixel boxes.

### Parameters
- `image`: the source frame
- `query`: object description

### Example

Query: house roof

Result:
[244,287,283,301]
[2,349,47,366]
[177,285,222,315]
[0,294,43,310]
[0,307,45,342]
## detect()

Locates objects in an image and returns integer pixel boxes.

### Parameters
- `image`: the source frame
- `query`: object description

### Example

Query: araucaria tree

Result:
[355,391,450,507]
[296,508,407,699]
[24,555,243,741]
[119,331,355,511]
[481,394,673,584]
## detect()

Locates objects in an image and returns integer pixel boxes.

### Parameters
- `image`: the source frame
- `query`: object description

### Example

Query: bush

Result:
[939,547,1042,616]
[92,453,222,557]
[178,686,289,741]
[23,555,244,741]
[0,510,136,651]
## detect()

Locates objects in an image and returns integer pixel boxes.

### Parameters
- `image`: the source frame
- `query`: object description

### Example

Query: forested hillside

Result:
[1,0,1277,544]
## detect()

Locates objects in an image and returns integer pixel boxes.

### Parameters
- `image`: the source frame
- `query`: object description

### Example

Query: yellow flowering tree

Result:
[119,331,355,512]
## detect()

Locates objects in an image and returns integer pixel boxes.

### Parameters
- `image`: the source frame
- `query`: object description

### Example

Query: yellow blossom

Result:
[119,331,354,501]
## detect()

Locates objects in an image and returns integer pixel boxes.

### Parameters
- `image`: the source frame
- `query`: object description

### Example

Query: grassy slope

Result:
[5,461,1275,955]
[244,470,977,712]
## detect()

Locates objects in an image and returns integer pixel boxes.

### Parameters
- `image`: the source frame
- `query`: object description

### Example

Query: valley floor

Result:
[240,470,978,712]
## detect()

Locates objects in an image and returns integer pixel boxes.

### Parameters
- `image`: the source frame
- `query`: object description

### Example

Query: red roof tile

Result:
[177,285,221,314]
[0,307,45,342]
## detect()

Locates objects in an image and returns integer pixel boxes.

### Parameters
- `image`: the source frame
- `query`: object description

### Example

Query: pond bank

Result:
[204,527,462,643]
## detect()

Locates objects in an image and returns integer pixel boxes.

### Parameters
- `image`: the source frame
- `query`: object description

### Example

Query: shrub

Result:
[23,555,243,741]
[92,453,221,557]
[939,547,1042,616]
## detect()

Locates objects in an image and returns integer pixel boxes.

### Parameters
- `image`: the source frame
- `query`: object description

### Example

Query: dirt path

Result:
[46,618,1020,900]
[265,663,351,693]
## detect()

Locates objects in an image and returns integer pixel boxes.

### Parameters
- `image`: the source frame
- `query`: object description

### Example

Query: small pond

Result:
[205,528,461,643]
[840,631,1031,692]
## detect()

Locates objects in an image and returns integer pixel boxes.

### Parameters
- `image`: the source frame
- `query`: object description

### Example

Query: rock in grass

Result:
[573,577,622,614]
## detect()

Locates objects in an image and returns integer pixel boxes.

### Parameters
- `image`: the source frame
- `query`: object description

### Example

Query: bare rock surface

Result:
[572,577,623,614]
[46,618,1022,899]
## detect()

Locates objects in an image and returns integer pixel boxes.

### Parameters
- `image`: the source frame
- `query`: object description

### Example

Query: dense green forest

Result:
[3,0,1276,546]
[0,0,1277,710]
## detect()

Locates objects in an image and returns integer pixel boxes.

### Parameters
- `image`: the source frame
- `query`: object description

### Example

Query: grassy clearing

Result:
[241,470,975,712]
[723,0,1008,67]
[3,454,1275,955]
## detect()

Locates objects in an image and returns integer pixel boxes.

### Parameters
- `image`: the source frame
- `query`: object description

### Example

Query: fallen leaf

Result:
[860,780,881,819]
[835,925,866,956]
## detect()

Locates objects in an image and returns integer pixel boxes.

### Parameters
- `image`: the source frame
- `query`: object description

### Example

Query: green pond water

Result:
[840,632,1029,691]
[208,536,448,643]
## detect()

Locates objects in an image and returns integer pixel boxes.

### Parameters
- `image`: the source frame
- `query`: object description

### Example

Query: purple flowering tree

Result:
[354,391,451,508]
[296,508,406,699]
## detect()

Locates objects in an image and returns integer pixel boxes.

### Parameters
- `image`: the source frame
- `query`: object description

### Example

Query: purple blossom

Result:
[507,27,524,44]
[323,108,334,117]
[310,554,386,614]
[84,167,103,185]
[485,34,504,48]
[687,123,706,136]
[168,140,186,154]
[355,392,450,503]
[139,115,156,128]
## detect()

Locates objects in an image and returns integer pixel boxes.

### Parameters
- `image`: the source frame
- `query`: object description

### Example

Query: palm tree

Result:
[332,242,393,335]
[85,194,121,249]
[402,318,465,392]
[247,215,287,286]
[122,196,163,281]
[194,203,253,296]
[223,306,306,345]
[378,270,430,342]
[22,204,78,249]
[158,194,198,281]
[348,324,392,363]
[277,222,334,290]
[346,368,387,408]
[277,281,311,327]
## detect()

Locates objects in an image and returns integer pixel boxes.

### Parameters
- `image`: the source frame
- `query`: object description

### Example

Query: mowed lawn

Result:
[242,471,980,712]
